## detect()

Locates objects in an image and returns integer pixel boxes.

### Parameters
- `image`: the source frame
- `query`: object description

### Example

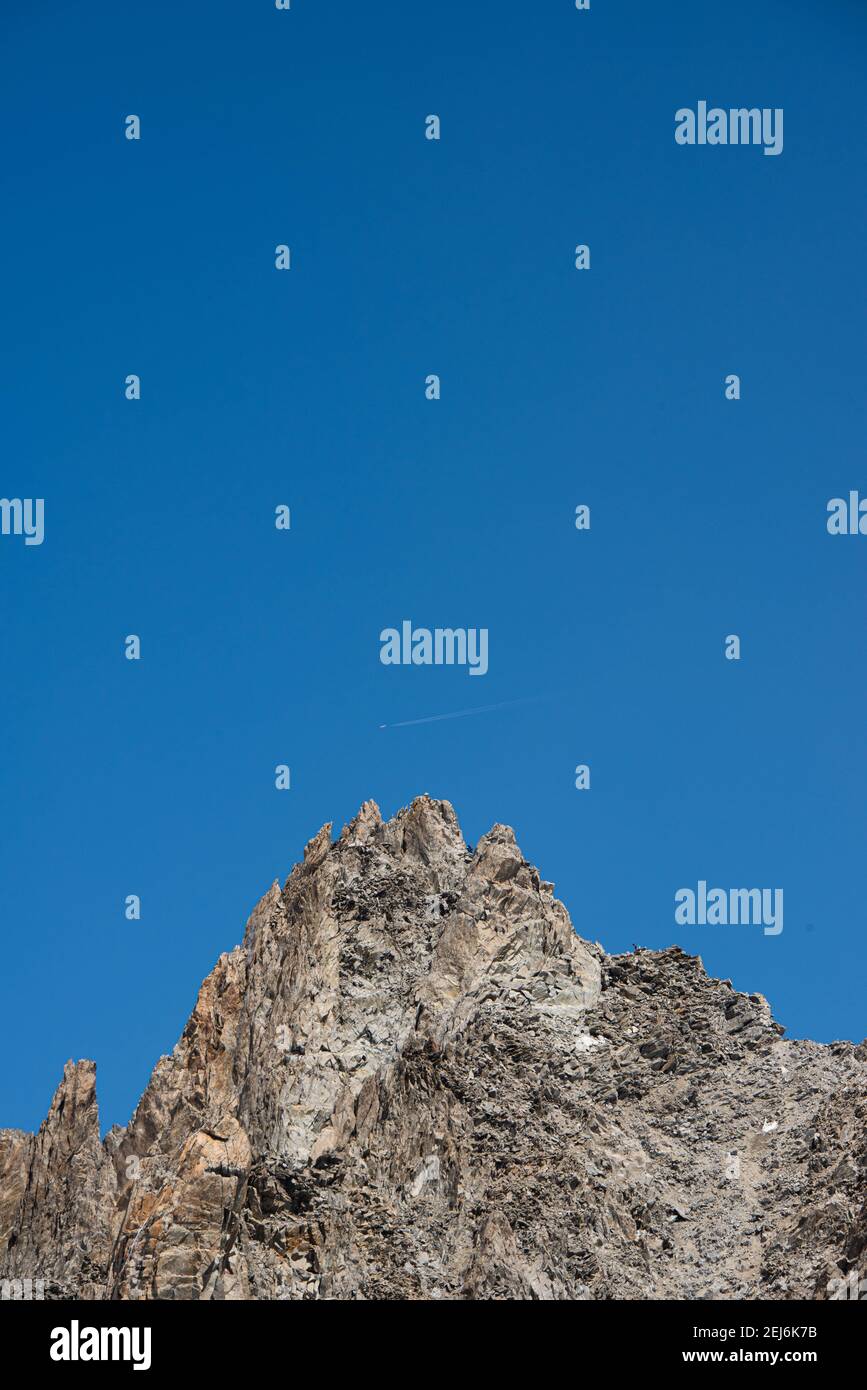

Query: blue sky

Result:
[1,0,865,1134]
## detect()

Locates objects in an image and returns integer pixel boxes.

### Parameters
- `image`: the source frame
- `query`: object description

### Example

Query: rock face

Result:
[1,796,865,1300]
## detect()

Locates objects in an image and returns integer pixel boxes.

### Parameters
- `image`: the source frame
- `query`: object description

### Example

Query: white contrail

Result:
[379,697,544,730]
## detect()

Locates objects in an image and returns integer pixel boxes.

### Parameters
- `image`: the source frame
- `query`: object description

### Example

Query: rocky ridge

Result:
[1,796,864,1300]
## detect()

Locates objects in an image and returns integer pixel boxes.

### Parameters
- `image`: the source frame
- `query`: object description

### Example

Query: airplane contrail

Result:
[379,696,545,730]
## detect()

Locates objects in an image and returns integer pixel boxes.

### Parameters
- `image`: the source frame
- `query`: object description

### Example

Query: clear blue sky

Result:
[2,0,865,1134]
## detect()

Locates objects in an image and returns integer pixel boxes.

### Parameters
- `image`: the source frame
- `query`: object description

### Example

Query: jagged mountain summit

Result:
[1,796,865,1301]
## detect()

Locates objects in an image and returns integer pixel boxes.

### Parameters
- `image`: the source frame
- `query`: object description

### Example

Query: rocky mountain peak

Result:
[1,797,864,1300]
